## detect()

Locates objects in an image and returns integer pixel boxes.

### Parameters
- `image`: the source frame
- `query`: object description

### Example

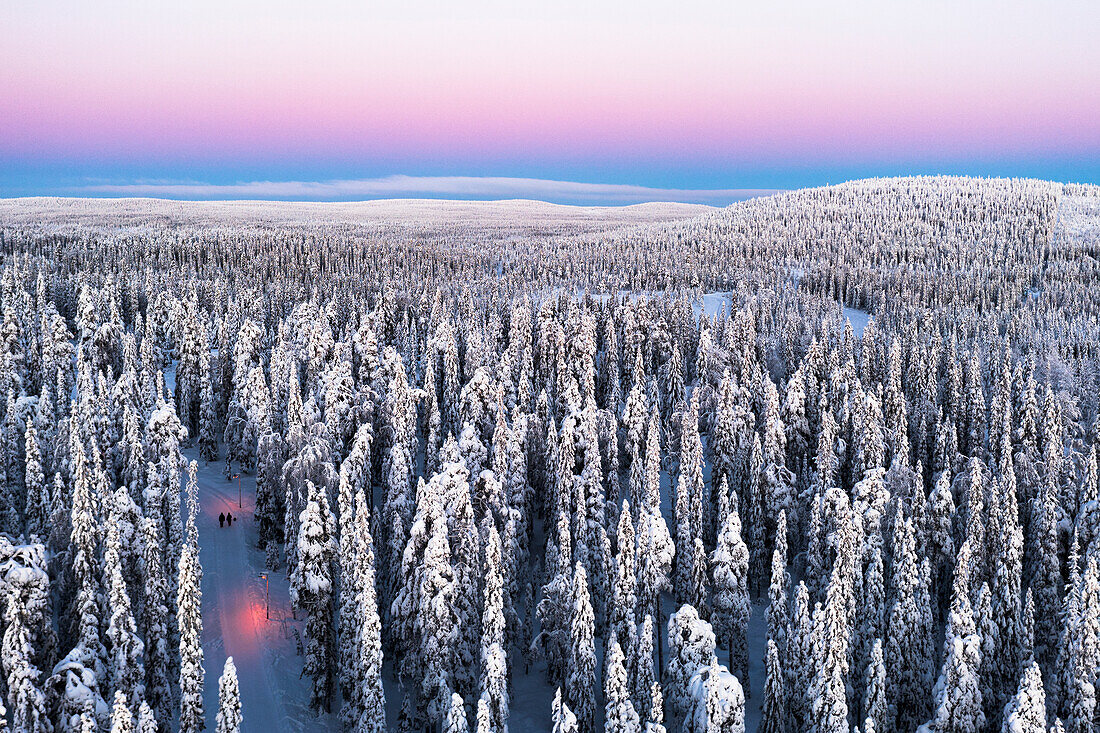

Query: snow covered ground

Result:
[0,197,714,231]
[843,307,871,337]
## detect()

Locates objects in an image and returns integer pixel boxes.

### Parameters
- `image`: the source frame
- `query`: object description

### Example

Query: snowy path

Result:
[189,457,310,733]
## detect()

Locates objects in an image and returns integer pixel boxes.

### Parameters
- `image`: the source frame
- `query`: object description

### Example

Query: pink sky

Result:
[2,0,1097,199]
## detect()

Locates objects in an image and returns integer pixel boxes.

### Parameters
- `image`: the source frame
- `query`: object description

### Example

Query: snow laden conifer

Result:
[636,413,673,630]
[109,690,134,733]
[2,557,50,733]
[420,493,458,726]
[689,538,709,621]
[925,540,984,733]
[567,562,596,733]
[475,698,493,733]
[886,509,934,731]
[711,502,749,680]
[445,693,469,733]
[106,546,145,711]
[255,429,286,558]
[808,494,859,733]
[989,468,1024,716]
[552,688,579,733]
[140,513,172,727]
[862,639,887,733]
[480,524,509,733]
[69,437,104,671]
[1059,551,1100,733]
[976,583,999,729]
[76,711,95,733]
[337,459,363,713]
[446,451,481,706]
[606,637,640,733]
[786,581,813,730]
[23,422,47,537]
[347,489,386,733]
[177,533,204,733]
[198,343,219,462]
[621,365,649,476]
[536,508,574,688]
[759,639,787,733]
[709,371,739,503]
[665,604,716,718]
[744,435,767,597]
[925,469,955,609]
[294,479,337,713]
[675,394,704,603]
[767,510,789,658]
[1033,468,1063,670]
[1001,661,1046,733]
[105,485,145,711]
[702,657,746,733]
[643,682,667,733]
[501,412,532,605]
[136,702,157,733]
[215,657,242,733]
[611,501,638,660]
[633,614,657,720]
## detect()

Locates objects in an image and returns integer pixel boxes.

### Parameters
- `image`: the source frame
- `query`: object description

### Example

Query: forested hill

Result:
[0,176,1098,732]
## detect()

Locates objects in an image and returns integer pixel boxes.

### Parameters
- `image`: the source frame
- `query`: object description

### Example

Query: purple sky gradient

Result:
[3,0,1097,202]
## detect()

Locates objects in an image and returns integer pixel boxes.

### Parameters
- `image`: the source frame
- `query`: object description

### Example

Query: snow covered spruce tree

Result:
[215,657,242,733]
[605,637,639,733]
[344,489,386,733]
[923,540,984,733]
[710,501,750,683]
[177,510,204,733]
[294,479,338,713]
[759,639,787,733]
[2,546,51,733]
[1001,661,1047,733]
[419,484,460,727]
[567,562,596,733]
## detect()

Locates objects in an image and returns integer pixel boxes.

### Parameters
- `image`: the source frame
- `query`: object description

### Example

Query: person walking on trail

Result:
[226,512,234,527]
[219,512,225,528]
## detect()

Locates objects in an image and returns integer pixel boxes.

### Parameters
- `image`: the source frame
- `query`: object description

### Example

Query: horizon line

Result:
[70,174,782,205]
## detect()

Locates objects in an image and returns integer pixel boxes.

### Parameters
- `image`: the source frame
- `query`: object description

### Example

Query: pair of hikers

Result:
[219,512,235,528]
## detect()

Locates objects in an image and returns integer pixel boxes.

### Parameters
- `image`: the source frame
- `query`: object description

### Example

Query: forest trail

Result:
[193,461,293,733]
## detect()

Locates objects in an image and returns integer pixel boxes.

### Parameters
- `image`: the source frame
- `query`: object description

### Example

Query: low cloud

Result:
[80,175,778,205]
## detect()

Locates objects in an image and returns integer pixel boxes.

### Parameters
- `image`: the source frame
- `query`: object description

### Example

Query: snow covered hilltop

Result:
[0,175,1098,732]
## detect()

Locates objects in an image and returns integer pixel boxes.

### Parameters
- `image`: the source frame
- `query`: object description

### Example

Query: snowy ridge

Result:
[0,197,714,230]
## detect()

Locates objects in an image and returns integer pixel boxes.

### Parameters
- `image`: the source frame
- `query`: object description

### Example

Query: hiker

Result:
[219,512,225,528]
[226,512,234,527]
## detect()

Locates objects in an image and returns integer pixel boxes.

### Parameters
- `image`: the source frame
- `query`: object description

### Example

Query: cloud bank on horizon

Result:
[79,175,777,205]
[2,0,1098,202]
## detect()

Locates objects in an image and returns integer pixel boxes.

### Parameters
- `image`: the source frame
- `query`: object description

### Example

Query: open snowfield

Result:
[0,197,715,231]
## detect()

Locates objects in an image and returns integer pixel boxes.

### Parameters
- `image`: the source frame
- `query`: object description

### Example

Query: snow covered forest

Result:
[1,175,1100,733]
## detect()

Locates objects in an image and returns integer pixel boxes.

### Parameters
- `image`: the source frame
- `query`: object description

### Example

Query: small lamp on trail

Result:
[259,573,269,619]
